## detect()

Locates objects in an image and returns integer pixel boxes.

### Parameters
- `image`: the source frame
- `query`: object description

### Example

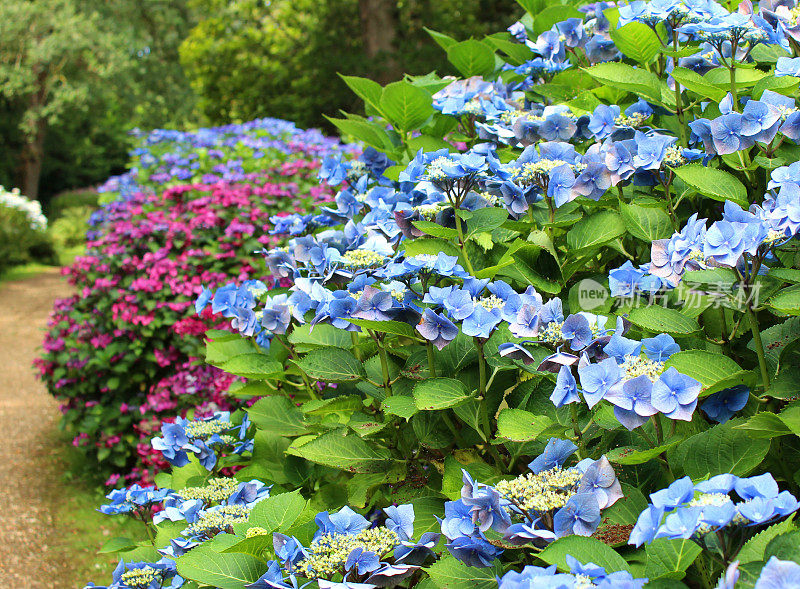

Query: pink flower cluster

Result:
[36,162,334,484]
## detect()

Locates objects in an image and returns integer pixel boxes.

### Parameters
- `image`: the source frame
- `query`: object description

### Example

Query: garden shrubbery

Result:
[0,185,55,275]
[36,119,353,484]
[71,0,800,588]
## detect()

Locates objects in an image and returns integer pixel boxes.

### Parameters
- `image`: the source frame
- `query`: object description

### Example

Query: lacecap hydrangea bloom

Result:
[630,473,800,548]
[246,504,440,589]
[498,556,647,589]
[440,438,622,565]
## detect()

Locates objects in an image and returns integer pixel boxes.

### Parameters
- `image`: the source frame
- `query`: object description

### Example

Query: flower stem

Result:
[454,210,476,275]
[351,331,361,361]
[746,306,771,391]
[570,404,584,456]
[426,342,437,378]
[475,338,504,470]
[654,414,665,446]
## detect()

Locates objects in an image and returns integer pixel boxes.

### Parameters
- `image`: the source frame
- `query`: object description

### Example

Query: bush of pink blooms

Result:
[36,119,352,484]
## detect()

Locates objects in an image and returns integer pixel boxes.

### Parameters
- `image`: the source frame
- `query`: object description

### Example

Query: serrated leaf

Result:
[767,284,800,315]
[485,36,534,66]
[607,440,680,465]
[176,546,264,589]
[99,537,138,554]
[446,40,497,77]
[294,348,365,382]
[738,516,797,564]
[425,27,458,51]
[403,237,461,259]
[412,220,459,239]
[765,530,800,562]
[380,81,434,132]
[247,396,306,436]
[705,67,769,88]
[339,74,384,114]
[673,164,748,208]
[670,420,770,479]
[382,395,419,420]
[288,429,395,473]
[288,323,352,351]
[645,538,702,580]
[682,268,738,288]
[303,395,363,415]
[426,557,500,589]
[413,378,471,410]
[583,62,661,101]
[218,354,282,380]
[627,306,700,335]
[539,536,630,573]
[348,318,419,339]
[496,408,554,442]
[610,22,660,64]
[248,490,306,532]
[325,116,393,151]
[736,412,792,439]
[665,350,753,396]
[671,66,726,101]
[620,202,673,242]
[567,210,626,253]
[465,207,509,237]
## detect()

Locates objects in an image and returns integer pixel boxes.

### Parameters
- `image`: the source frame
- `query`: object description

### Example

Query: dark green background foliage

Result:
[0,0,518,203]
[180,0,520,129]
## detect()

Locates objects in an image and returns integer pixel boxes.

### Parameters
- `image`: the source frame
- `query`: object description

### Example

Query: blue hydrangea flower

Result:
[416,309,458,350]
[754,556,800,589]
[701,385,750,423]
[528,438,578,473]
[445,534,502,567]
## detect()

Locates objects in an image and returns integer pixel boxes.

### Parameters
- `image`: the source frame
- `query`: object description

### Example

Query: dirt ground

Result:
[0,269,74,586]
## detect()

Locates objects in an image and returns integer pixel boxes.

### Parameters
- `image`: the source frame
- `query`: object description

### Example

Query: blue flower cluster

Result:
[608,172,800,293]
[84,558,183,589]
[151,412,252,470]
[630,473,800,546]
[498,556,647,589]
[89,117,354,228]
[248,504,440,589]
[99,484,171,516]
[440,439,622,566]
[502,314,703,430]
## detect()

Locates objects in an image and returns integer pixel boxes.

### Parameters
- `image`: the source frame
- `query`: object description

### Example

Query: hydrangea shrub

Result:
[84,1,800,588]
[37,119,352,483]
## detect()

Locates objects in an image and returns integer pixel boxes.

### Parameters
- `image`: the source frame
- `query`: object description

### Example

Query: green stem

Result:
[351,331,361,361]
[426,342,437,378]
[728,59,739,112]
[747,306,771,391]
[570,404,584,457]
[545,195,556,237]
[476,338,487,399]
[442,412,464,446]
[654,414,665,446]
[662,177,679,230]
[369,330,393,397]
[475,338,505,471]
[378,345,392,397]
[672,38,688,145]
[454,211,476,275]
[137,511,155,544]
[636,426,657,448]
[276,336,318,399]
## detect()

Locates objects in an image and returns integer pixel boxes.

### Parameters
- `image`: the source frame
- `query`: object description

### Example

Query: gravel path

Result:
[0,269,73,586]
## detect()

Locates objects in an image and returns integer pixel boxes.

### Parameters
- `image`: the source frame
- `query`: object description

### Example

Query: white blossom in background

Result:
[0,185,47,230]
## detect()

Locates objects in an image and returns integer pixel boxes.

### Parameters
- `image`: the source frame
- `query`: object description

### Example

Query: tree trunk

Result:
[357,0,399,84]
[21,118,46,201]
